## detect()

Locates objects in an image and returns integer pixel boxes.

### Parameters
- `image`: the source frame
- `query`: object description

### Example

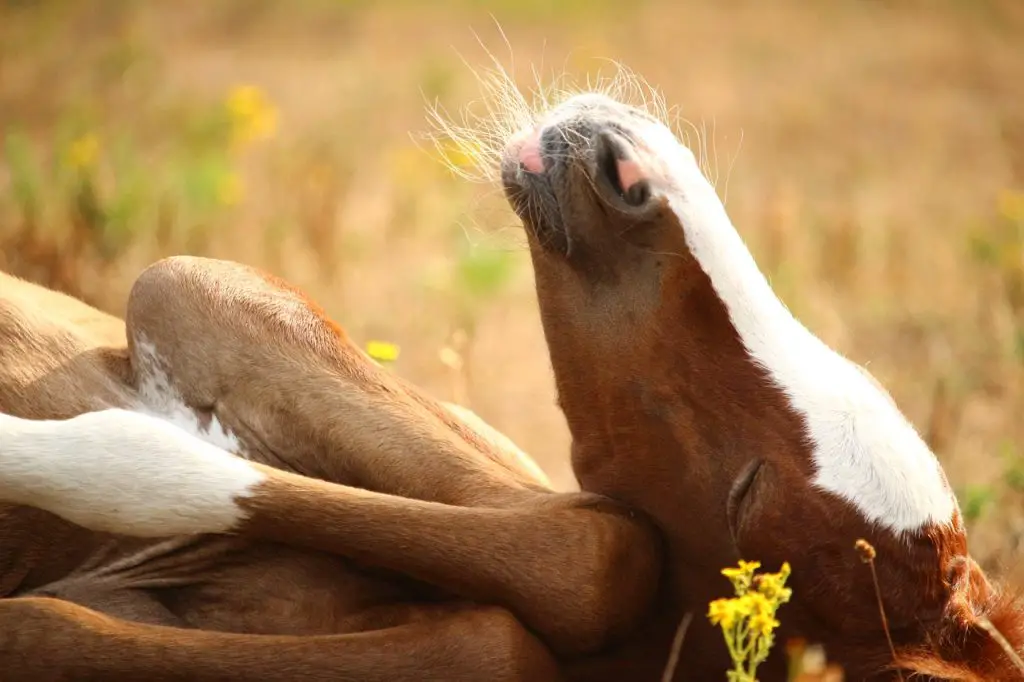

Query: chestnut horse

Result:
[1,73,1022,681]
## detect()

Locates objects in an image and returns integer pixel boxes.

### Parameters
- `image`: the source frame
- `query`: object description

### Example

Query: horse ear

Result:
[898,580,1024,681]
[954,560,1024,681]
[971,588,1024,679]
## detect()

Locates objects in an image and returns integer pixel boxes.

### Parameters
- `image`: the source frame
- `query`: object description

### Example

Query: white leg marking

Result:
[0,409,265,537]
[133,337,244,456]
[594,101,957,532]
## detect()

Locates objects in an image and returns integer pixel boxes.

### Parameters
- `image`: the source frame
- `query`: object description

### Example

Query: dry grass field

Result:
[1,0,1022,601]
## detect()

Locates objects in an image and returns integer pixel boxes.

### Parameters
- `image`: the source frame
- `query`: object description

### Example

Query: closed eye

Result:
[727,458,764,547]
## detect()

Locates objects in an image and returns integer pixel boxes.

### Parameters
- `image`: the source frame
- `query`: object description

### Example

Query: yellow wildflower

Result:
[722,559,761,595]
[721,567,743,580]
[748,612,781,637]
[366,340,401,363]
[64,133,100,170]
[707,598,742,629]
[709,559,793,682]
[225,85,278,148]
[738,592,772,617]
[756,563,794,603]
[721,560,761,579]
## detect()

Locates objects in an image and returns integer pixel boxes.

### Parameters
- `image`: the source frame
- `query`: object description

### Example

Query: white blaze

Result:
[571,96,957,532]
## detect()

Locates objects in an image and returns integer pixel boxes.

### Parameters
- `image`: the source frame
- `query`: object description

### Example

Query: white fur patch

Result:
[133,337,244,457]
[0,409,264,537]
[555,94,957,532]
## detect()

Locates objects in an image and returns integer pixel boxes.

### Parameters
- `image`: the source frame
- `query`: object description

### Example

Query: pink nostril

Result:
[516,129,543,173]
[616,158,645,193]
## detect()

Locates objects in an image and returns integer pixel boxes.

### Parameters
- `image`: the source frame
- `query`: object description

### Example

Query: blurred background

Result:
[1,0,1021,581]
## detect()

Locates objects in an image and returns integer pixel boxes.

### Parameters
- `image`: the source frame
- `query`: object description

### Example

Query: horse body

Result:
[1,77,1022,681]
[0,261,661,681]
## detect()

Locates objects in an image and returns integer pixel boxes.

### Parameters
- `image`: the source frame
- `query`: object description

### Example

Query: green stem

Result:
[723,625,742,668]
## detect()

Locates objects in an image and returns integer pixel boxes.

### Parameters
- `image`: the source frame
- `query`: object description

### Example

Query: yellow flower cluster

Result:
[225,85,278,149]
[707,560,793,681]
[64,133,100,171]
[709,592,780,635]
[720,559,762,594]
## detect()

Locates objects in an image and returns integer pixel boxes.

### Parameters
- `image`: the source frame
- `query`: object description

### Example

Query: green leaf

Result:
[1000,441,1024,492]
[456,242,516,301]
[957,484,996,523]
[967,228,998,265]
[179,153,234,213]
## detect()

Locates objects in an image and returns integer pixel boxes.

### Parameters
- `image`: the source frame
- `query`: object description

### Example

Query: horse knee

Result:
[126,256,348,406]
[458,607,563,682]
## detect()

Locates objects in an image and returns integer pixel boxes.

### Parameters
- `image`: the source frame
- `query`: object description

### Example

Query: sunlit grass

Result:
[0,80,284,291]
